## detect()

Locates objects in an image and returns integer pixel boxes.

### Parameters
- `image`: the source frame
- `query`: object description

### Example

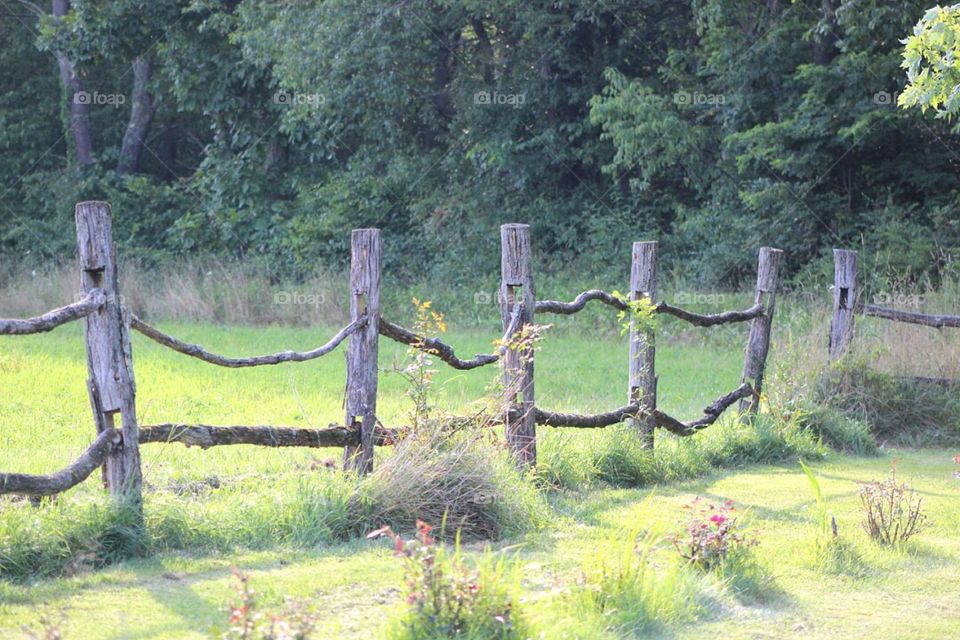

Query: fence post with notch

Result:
[829,249,858,363]
[343,228,382,474]
[76,201,142,504]
[500,223,536,466]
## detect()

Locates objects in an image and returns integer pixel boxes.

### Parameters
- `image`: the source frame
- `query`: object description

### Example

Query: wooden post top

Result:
[501,224,532,286]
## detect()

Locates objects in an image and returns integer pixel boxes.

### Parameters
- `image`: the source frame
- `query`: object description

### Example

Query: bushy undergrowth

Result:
[794,407,878,455]
[0,428,548,581]
[538,413,826,490]
[818,364,960,447]
[561,530,708,637]
[0,496,146,580]
[363,430,550,541]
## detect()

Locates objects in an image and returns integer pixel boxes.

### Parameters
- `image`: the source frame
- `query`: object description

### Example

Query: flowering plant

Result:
[368,520,525,639]
[672,498,756,571]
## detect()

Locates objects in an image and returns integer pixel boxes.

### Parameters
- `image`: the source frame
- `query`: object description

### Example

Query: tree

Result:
[899,4,960,121]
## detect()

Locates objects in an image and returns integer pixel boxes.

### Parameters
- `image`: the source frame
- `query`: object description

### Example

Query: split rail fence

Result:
[0,201,783,512]
[828,248,960,368]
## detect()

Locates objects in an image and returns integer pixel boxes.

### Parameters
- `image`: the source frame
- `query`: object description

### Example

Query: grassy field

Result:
[1,312,959,638]
[1,452,957,639]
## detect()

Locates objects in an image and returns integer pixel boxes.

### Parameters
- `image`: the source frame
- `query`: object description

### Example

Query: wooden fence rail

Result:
[828,248,960,366]
[0,201,784,510]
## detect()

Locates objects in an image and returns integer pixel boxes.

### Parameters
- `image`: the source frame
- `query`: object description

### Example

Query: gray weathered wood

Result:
[378,308,521,370]
[533,289,762,326]
[0,429,119,497]
[130,313,365,367]
[506,382,752,436]
[829,250,858,362]
[76,201,142,501]
[343,229,382,474]
[0,289,105,335]
[740,247,784,412]
[139,423,396,449]
[861,304,960,329]
[500,223,536,466]
[628,241,657,449]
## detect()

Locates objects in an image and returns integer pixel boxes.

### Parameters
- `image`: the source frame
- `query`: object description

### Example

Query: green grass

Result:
[2,321,959,638]
[2,452,957,638]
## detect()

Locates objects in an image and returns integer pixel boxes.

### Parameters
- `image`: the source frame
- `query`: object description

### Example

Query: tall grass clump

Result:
[583,413,825,488]
[818,362,960,446]
[800,461,866,576]
[364,427,550,540]
[558,529,708,637]
[145,471,364,552]
[0,495,145,580]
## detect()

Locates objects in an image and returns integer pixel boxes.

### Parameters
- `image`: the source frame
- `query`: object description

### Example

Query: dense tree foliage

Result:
[0,1,957,286]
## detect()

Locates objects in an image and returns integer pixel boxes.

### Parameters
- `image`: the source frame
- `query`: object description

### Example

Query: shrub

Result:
[223,570,317,640]
[672,498,756,572]
[858,462,928,545]
[370,521,530,640]
[566,530,705,636]
[795,407,877,455]
[818,365,960,446]
[363,427,549,540]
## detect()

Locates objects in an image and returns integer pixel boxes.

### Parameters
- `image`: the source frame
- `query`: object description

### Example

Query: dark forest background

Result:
[1,0,958,289]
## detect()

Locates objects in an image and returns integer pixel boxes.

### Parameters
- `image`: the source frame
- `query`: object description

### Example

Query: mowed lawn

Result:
[1,321,958,638]
[0,453,957,639]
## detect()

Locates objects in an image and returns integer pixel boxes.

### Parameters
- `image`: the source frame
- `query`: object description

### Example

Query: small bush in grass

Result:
[364,427,549,540]
[370,520,529,640]
[223,569,317,640]
[672,498,755,571]
[858,461,928,545]
[567,530,705,635]
[794,406,877,455]
[671,498,768,598]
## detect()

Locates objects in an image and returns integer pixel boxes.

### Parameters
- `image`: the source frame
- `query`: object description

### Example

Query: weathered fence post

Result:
[500,223,536,466]
[343,228,382,474]
[628,241,657,449]
[829,249,858,363]
[740,247,784,413]
[75,201,142,503]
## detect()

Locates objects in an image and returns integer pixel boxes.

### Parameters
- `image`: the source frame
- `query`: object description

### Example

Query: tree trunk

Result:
[117,55,157,174]
[53,0,93,167]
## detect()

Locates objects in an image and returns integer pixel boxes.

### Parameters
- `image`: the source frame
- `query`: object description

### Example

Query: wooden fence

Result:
[0,201,782,513]
[828,248,960,366]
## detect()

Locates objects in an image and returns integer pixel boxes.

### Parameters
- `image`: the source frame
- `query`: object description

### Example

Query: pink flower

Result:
[709,514,727,526]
